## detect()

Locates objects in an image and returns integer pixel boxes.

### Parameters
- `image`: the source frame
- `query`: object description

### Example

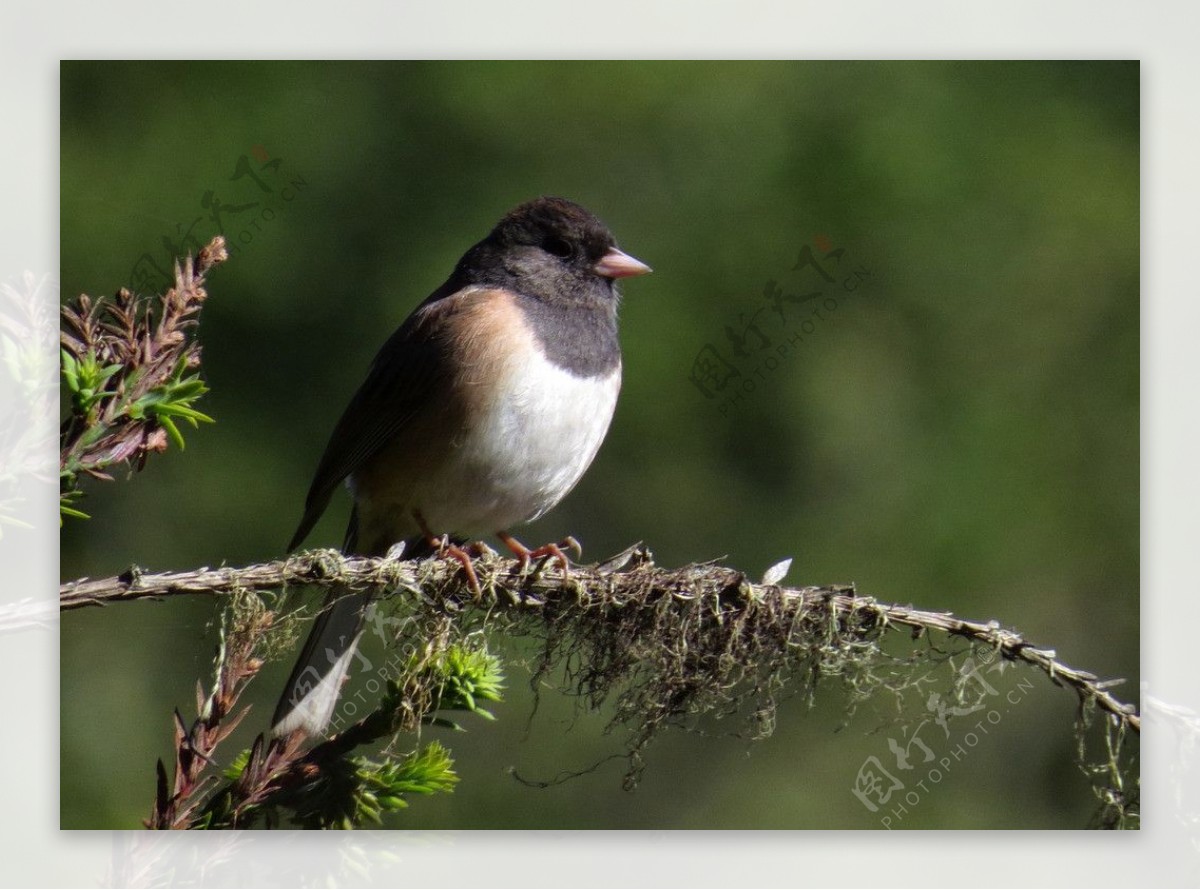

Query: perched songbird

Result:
[272,196,651,737]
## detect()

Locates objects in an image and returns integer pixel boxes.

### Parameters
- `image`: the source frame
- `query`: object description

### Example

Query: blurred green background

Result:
[60,61,1138,829]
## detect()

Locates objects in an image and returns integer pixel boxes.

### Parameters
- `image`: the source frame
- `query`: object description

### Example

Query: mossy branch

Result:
[58,544,1140,737]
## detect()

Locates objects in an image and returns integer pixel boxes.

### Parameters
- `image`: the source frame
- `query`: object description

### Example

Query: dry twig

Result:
[59,236,227,517]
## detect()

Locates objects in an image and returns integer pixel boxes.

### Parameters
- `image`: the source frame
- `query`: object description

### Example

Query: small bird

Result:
[272,196,651,737]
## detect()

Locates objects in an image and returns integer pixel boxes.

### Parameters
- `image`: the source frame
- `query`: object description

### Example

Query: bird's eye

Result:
[542,236,574,259]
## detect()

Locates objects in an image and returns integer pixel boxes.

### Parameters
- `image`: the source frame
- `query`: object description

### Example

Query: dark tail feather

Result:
[271,507,373,738]
[270,589,371,737]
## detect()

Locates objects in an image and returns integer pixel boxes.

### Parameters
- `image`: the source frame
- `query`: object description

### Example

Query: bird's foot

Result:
[463,539,498,559]
[435,536,483,598]
[497,531,581,577]
[414,511,482,598]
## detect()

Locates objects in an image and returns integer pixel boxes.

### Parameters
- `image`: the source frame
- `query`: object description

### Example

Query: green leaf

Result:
[223,748,251,781]
[160,403,215,424]
[60,350,80,393]
[167,377,208,400]
[283,742,459,829]
[158,414,185,450]
[60,491,90,521]
[435,644,505,716]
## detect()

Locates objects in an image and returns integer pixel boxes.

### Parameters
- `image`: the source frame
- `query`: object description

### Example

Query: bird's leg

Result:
[462,539,498,558]
[496,531,581,576]
[414,510,481,596]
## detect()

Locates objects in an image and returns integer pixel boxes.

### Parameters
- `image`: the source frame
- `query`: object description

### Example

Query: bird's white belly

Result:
[408,351,620,535]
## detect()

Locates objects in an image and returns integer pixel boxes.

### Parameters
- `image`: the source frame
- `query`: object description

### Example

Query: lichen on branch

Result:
[61,543,1140,828]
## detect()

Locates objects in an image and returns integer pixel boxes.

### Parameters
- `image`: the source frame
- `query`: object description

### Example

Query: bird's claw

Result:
[497,532,581,578]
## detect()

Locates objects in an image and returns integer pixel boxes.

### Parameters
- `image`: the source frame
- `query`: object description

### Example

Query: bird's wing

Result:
[287,284,466,552]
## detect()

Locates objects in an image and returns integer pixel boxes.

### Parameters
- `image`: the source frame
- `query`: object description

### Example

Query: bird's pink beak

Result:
[593,247,652,279]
